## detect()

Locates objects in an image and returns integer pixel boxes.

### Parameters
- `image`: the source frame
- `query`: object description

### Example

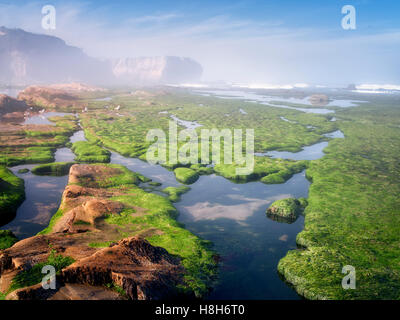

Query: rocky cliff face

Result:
[112,56,203,84]
[0,27,112,85]
[0,27,203,85]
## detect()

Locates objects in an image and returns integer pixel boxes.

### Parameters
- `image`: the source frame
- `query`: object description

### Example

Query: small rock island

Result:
[266,198,308,223]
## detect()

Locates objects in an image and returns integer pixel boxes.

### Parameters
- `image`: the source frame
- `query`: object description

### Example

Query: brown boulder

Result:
[17,86,86,111]
[309,94,329,107]
[0,94,28,116]
[61,237,185,300]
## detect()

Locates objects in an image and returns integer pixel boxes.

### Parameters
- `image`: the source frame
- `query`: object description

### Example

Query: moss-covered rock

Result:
[31,162,76,176]
[162,186,191,202]
[0,230,18,250]
[71,141,111,163]
[266,198,306,223]
[174,167,199,184]
[17,168,29,174]
[0,114,79,167]
[214,158,308,184]
[190,164,214,175]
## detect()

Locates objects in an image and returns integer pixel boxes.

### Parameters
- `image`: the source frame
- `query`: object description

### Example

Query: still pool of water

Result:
[1,165,69,238]
[23,112,75,125]
[256,130,343,160]
[195,89,366,114]
[111,152,310,299]
[176,172,308,299]
[54,130,87,162]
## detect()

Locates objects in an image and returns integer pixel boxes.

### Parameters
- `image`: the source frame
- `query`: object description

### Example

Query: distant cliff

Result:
[0,27,112,85]
[0,27,203,85]
[112,56,203,84]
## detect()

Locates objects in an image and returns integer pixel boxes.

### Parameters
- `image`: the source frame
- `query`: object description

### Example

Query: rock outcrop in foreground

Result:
[0,164,215,300]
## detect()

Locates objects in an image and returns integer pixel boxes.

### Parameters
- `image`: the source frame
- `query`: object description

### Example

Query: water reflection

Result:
[23,112,75,125]
[175,172,309,299]
[256,130,344,160]
[1,164,69,238]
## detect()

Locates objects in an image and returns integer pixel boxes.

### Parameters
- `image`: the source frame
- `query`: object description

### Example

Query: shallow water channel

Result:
[195,89,365,114]
[2,110,345,299]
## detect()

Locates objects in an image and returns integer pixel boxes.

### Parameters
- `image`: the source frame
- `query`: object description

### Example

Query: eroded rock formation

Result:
[0,94,28,120]
[0,164,191,300]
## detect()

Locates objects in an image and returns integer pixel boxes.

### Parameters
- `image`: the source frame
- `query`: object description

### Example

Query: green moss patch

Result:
[9,250,74,293]
[0,166,25,224]
[0,115,79,166]
[174,167,199,184]
[0,230,18,249]
[266,198,307,223]
[162,186,191,202]
[214,157,308,183]
[71,141,111,163]
[278,104,400,299]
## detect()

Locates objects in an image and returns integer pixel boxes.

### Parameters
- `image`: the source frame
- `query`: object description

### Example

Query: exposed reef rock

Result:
[17,85,86,111]
[309,94,329,107]
[0,164,213,300]
[0,94,28,123]
[61,237,185,300]
[174,167,199,185]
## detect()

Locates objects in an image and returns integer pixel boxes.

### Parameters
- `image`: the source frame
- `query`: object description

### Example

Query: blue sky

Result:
[1,0,399,85]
